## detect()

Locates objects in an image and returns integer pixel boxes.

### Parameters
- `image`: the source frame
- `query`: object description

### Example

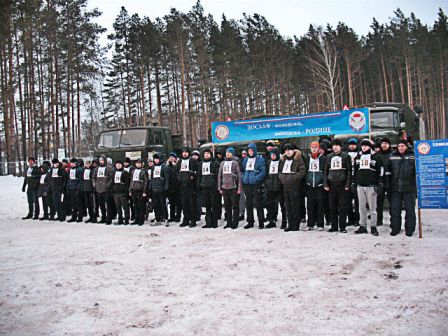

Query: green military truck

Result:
[94,126,182,162]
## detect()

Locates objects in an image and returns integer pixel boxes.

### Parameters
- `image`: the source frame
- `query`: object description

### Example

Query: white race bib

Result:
[309,158,319,172]
[282,159,293,174]
[124,167,131,173]
[223,161,232,175]
[330,156,343,170]
[202,162,211,175]
[180,159,190,172]
[40,174,46,184]
[52,169,58,177]
[246,158,256,171]
[133,169,141,181]
[348,151,358,164]
[97,167,106,177]
[70,169,76,180]
[359,154,371,169]
[114,171,122,183]
[27,168,33,177]
[83,169,90,180]
[153,166,162,178]
[269,161,279,174]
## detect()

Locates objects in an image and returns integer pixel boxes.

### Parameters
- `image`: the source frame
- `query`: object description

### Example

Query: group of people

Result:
[21,136,417,237]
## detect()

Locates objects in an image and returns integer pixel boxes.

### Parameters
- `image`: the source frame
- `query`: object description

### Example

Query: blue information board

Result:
[415,139,448,209]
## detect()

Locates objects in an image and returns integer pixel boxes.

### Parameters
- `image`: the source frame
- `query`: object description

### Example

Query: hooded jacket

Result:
[198,156,220,189]
[389,148,416,193]
[241,143,266,185]
[218,156,242,192]
[303,153,327,188]
[175,153,199,188]
[278,149,306,190]
[265,148,282,192]
[23,165,41,191]
[323,151,351,189]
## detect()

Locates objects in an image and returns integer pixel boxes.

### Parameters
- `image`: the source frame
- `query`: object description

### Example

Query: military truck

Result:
[94,126,181,162]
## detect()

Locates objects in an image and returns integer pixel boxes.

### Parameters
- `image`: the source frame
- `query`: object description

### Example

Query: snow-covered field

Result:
[0,175,447,336]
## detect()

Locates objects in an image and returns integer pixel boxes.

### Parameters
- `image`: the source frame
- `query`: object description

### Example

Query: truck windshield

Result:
[120,129,147,147]
[371,111,397,129]
[98,130,121,148]
[98,129,148,148]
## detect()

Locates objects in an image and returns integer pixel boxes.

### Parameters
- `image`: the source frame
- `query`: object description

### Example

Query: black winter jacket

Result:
[129,168,148,193]
[81,167,95,192]
[324,152,351,189]
[23,165,41,191]
[353,149,384,187]
[389,149,416,193]
[175,157,199,188]
[149,163,169,193]
[265,149,282,192]
[50,166,67,193]
[38,166,51,197]
[198,158,220,189]
[67,167,83,191]
[109,168,131,194]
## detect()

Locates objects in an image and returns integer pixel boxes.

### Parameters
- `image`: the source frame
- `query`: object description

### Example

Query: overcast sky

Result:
[88,0,446,44]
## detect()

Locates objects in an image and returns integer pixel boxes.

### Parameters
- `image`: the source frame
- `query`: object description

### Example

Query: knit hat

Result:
[169,152,178,158]
[397,139,409,147]
[52,158,59,164]
[115,160,123,165]
[310,141,319,148]
[226,147,235,155]
[360,139,372,148]
[348,138,358,145]
[192,150,200,156]
[70,158,78,164]
[124,157,131,163]
[283,143,293,151]
[331,139,343,147]
[381,137,391,144]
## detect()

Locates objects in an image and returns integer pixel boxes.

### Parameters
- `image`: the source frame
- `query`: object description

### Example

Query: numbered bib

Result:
[27,168,33,177]
[223,161,232,175]
[153,166,162,178]
[180,159,190,172]
[97,167,106,178]
[83,169,90,180]
[40,174,46,184]
[330,156,343,170]
[124,167,131,173]
[133,169,141,181]
[282,159,293,173]
[114,171,122,183]
[246,158,256,171]
[309,158,319,172]
[202,162,211,175]
[359,154,371,169]
[70,169,76,180]
[348,151,358,164]
[269,161,279,174]
[52,169,58,178]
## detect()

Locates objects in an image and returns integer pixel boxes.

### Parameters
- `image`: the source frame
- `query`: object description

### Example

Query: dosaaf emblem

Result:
[349,111,366,132]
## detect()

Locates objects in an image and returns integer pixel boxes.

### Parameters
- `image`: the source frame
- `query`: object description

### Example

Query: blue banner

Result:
[211,108,370,143]
[415,139,448,209]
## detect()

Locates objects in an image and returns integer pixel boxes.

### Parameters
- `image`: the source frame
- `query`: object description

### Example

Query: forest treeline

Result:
[0,0,447,173]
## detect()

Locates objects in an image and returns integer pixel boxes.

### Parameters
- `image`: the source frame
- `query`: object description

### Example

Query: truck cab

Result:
[94,127,177,162]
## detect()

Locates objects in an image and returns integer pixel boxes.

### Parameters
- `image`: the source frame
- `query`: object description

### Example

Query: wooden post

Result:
[418,208,423,239]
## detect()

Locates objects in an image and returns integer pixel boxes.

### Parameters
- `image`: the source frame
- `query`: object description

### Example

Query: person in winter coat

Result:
[166,153,182,222]
[175,147,199,228]
[352,139,384,236]
[129,158,148,226]
[279,143,306,231]
[67,158,83,222]
[81,160,96,223]
[22,157,41,220]
[241,143,266,229]
[324,139,352,233]
[123,157,135,221]
[94,156,113,224]
[319,141,331,226]
[265,147,286,229]
[376,137,393,226]
[61,158,72,218]
[218,147,242,229]
[50,158,67,221]
[346,138,360,226]
[148,153,169,225]
[109,160,131,225]
[214,149,225,220]
[389,140,417,237]
[37,163,53,220]
[303,141,327,230]
[198,149,220,228]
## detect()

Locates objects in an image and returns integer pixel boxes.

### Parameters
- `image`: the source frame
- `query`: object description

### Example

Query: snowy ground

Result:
[0,176,447,336]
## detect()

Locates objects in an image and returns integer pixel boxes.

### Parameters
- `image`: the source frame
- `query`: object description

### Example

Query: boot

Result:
[39,215,49,221]
[280,221,287,230]
[180,222,189,227]
[33,215,39,220]
[85,218,92,223]
[258,222,264,229]
[124,218,129,225]
[117,217,124,225]
[91,217,97,223]
[371,227,379,236]
[285,226,299,232]
[67,217,77,223]
[265,221,276,229]
[189,222,197,228]
[59,216,66,222]
[98,218,106,224]
[223,224,232,229]
[76,217,83,223]
[244,223,254,229]
[328,227,339,232]
[105,219,112,225]
[355,226,368,234]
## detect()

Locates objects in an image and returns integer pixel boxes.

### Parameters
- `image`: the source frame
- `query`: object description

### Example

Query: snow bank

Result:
[0,176,447,335]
